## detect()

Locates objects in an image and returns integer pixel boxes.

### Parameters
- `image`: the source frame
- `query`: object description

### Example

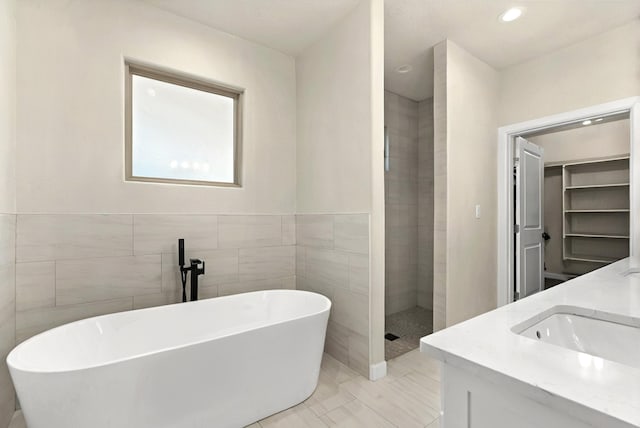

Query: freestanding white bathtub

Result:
[7,290,331,428]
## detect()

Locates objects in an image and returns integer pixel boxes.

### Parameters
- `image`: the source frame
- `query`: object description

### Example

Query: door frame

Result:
[497,97,640,307]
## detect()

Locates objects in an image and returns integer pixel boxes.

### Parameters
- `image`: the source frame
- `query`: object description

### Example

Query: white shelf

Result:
[562,155,630,265]
[565,233,629,239]
[565,255,619,264]
[565,209,629,213]
[563,155,629,167]
[565,183,629,190]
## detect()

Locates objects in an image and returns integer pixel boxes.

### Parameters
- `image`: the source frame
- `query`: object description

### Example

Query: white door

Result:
[515,137,544,300]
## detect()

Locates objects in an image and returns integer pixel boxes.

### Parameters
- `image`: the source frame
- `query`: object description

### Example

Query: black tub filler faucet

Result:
[178,239,206,302]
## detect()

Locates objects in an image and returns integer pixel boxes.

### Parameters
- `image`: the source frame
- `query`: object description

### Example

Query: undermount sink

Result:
[513,306,640,369]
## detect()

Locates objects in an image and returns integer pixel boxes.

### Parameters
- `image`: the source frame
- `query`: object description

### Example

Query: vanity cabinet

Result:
[440,363,629,428]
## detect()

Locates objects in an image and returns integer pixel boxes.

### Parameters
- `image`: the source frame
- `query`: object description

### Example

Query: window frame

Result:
[124,61,243,187]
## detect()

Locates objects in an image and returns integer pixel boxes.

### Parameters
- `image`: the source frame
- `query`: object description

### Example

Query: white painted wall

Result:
[296,1,374,214]
[435,22,639,326]
[0,0,16,214]
[499,21,640,126]
[369,0,385,371]
[442,41,499,327]
[432,42,447,331]
[529,119,630,164]
[0,2,16,425]
[16,0,296,214]
[296,0,385,373]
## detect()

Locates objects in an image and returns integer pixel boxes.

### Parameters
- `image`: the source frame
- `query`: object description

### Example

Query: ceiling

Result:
[141,0,640,102]
[385,0,640,101]
[141,0,360,56]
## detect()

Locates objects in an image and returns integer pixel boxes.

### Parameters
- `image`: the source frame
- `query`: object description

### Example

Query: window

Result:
[125,62,242,186]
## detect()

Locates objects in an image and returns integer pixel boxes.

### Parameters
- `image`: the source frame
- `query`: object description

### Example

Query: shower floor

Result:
[385,306,434,360]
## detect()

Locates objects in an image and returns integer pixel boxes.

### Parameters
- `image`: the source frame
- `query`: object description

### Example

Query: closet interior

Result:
[526,113,631,287]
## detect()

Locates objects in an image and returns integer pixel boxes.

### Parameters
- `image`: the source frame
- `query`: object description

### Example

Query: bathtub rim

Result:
[8,289,331,375]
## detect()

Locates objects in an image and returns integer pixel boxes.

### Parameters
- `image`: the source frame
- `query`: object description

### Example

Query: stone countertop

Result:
[420,258,640,428]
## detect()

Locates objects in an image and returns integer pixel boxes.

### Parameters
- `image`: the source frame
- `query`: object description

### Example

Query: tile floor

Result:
[9,349,441,428]
[385,307,434,360]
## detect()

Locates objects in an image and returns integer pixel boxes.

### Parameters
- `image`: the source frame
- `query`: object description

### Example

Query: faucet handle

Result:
[189,258,205,274]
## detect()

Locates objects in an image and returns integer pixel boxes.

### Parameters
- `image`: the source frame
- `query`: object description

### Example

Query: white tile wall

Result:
[0,215,15,426]
[15,262,54,311]
[281,215,296,246]
[384,91,434,320]
[385,91,419,315]
[218,276,295,297]
[348,253,369,295]
[133,214,218,255]
[239,246,295,282]
[305,247,350,289]
[433,42,448,331]
[297,215,334,249]
[14,214,296,344]
[296,213,370,376]
[56,255,162,305]
[334,215,369,254]
[133,292,180,311]
[418,98,434,311]
[218,215,282,248]
[16,214,132,262]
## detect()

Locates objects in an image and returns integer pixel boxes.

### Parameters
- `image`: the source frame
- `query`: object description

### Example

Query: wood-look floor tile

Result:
[393,371,440,417]
[387,349,440,383]
[305,354,360,416]
[319,400,395,427]
[305,373,357,417]
[258,403,328,428]
[425,416,441,427]
[319,353,361,384]
[339,375,436,427]
[8,411,25,428]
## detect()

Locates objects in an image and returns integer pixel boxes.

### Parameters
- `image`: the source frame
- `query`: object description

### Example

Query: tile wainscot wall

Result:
[13,212,372,377]
[0,215,16,427]
[296,214,370,377]
[14,214,297,343]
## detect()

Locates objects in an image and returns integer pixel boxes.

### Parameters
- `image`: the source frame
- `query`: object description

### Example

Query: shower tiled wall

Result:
[418,99,434,310]
[433,41,448,331]
[0,215,16,426]
[384,92,419,315]
[14,214,296,343]
[384,92,434,315]
[295,214,370,377]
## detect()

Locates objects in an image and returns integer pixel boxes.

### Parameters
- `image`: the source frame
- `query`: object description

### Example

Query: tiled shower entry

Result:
[385,306,434,360]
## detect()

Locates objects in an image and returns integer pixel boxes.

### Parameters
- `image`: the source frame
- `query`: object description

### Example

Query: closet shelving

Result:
[562,155,630,265]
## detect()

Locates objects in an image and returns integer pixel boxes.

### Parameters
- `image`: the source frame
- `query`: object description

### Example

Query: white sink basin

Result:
[513,306,640,369]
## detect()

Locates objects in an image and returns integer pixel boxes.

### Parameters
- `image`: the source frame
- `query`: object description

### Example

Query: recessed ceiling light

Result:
[395,65,413,74]
[595,118,604,122]
[582,120,593,126]
[499,7,524,22]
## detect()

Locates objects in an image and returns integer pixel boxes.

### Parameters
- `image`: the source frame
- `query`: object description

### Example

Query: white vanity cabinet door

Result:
[441,364,627,428]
